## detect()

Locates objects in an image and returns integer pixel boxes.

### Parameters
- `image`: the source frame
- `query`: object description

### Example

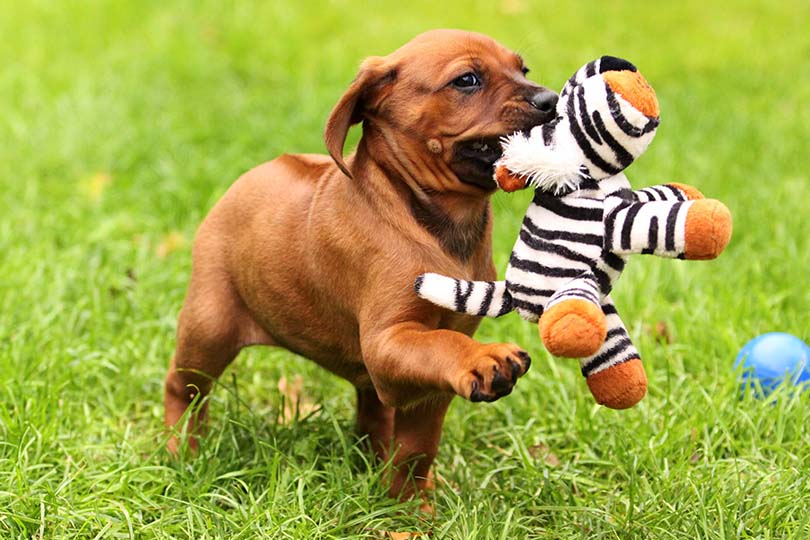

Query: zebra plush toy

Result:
[415,56,732,410]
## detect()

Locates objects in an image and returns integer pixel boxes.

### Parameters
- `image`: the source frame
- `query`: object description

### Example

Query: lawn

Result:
[2,0,810,538]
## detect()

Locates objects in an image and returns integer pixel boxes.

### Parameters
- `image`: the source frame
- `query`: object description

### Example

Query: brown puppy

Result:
[164,29,558,501]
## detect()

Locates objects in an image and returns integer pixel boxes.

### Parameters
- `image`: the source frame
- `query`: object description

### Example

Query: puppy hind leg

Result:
[164,282,266,453]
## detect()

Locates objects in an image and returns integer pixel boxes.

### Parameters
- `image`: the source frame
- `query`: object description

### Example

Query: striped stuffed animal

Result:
[415,56,732,409]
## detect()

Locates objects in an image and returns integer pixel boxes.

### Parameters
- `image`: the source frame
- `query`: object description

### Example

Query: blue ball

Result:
[735,333,810,395]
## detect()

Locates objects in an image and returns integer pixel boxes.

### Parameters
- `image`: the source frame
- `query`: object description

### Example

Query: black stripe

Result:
[512,298,544,317]
[605,89,646,137]
[534,191,603,222]
[507,282,556,297]
[581,338,633,374]
[652,187,668,200]
[665,202,683,252]
[620,203,644,250]
[606,327,625,340]
[602,303,618,315]
[541,118,559,146]
[578,177,600,191]
[553,287,600,305]
[642,118,659,134]
[643,216,659,254]
[603,250,626,273]
[663,184,686,201]
[586,60,597,77]
[593,268,613,295]
[496,289,514,316]
[592,110,635,169]
[608,188,635,201]
[518,229,599,267]
[413,274,425,294]
[566,92,623,177]
[510,256,584,279]
[479,281,496,316]
[523,216,603,246]
[604,200,632,250]
[454,280,474,313]
[577,87,602,143]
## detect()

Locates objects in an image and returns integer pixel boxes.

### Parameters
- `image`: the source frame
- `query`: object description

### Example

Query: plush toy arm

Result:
[632,183,705,202]
[604,196,732,260]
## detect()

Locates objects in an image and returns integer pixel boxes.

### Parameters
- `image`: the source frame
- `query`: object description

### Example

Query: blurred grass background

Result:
[1,0,810,538]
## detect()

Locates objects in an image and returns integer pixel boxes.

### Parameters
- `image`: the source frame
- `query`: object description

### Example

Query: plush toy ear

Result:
[324,57,394,179]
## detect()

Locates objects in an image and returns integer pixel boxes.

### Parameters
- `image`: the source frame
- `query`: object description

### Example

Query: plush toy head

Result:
[495,56,661,194]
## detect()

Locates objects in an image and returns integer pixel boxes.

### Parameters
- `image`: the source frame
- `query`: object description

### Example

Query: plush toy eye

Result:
[452,72,482,90]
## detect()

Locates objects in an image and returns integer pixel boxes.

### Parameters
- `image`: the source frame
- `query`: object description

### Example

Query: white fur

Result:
[497,130,587,195]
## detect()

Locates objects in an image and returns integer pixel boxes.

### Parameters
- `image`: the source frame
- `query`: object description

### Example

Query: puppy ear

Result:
[324,56,392,179]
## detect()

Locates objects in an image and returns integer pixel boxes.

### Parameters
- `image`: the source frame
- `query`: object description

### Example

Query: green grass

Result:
[2,0,810,538]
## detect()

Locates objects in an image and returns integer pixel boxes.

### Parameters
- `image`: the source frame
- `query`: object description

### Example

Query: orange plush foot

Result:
[586,358,648,409]
[539,299,607,358]
[668,182,704,200]
[684,199,733,260]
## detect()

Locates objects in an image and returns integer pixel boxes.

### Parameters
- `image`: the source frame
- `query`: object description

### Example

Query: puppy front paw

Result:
[456,343,531,402]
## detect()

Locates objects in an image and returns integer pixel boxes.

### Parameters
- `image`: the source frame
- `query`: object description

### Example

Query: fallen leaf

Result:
[528,443,561,467]
[277,374,319,424]
[646,321,673,344]
[156,231,187,257]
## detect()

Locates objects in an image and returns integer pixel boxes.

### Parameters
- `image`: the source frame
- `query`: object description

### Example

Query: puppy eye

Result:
[452,72,482,90]
[521,66,530,76]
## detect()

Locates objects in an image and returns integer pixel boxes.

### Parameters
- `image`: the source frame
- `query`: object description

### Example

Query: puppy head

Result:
[325,29,558,193]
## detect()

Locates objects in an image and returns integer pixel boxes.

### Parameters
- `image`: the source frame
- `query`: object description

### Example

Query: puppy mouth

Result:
[456,136,503,164]
[452,132,531,190]
[451,136,507,190]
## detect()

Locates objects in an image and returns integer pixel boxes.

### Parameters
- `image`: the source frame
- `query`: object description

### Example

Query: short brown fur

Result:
[163,30,557,501]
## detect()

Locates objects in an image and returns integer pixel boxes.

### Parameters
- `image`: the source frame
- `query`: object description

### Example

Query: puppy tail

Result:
[414,273,513,318]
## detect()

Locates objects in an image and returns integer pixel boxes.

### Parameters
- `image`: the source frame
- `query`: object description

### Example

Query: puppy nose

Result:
[529,90,558,113]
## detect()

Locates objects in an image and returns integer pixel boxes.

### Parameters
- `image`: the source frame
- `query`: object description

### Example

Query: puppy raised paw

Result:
[455,343,531,402]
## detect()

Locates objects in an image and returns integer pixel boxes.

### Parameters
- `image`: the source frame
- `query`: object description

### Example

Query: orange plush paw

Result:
[668,182,704,201]
[494,166,528,192]
[684,199,733,260]
[586,358,648,409]
[539,299,607,358]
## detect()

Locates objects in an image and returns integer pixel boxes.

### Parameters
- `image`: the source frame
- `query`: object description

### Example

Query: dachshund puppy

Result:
[164,29,558,501]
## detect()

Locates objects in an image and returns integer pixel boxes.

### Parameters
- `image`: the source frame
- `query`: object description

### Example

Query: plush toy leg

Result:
[579,299,647,409]
[683,199,732,260]
[539,277,606,358]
